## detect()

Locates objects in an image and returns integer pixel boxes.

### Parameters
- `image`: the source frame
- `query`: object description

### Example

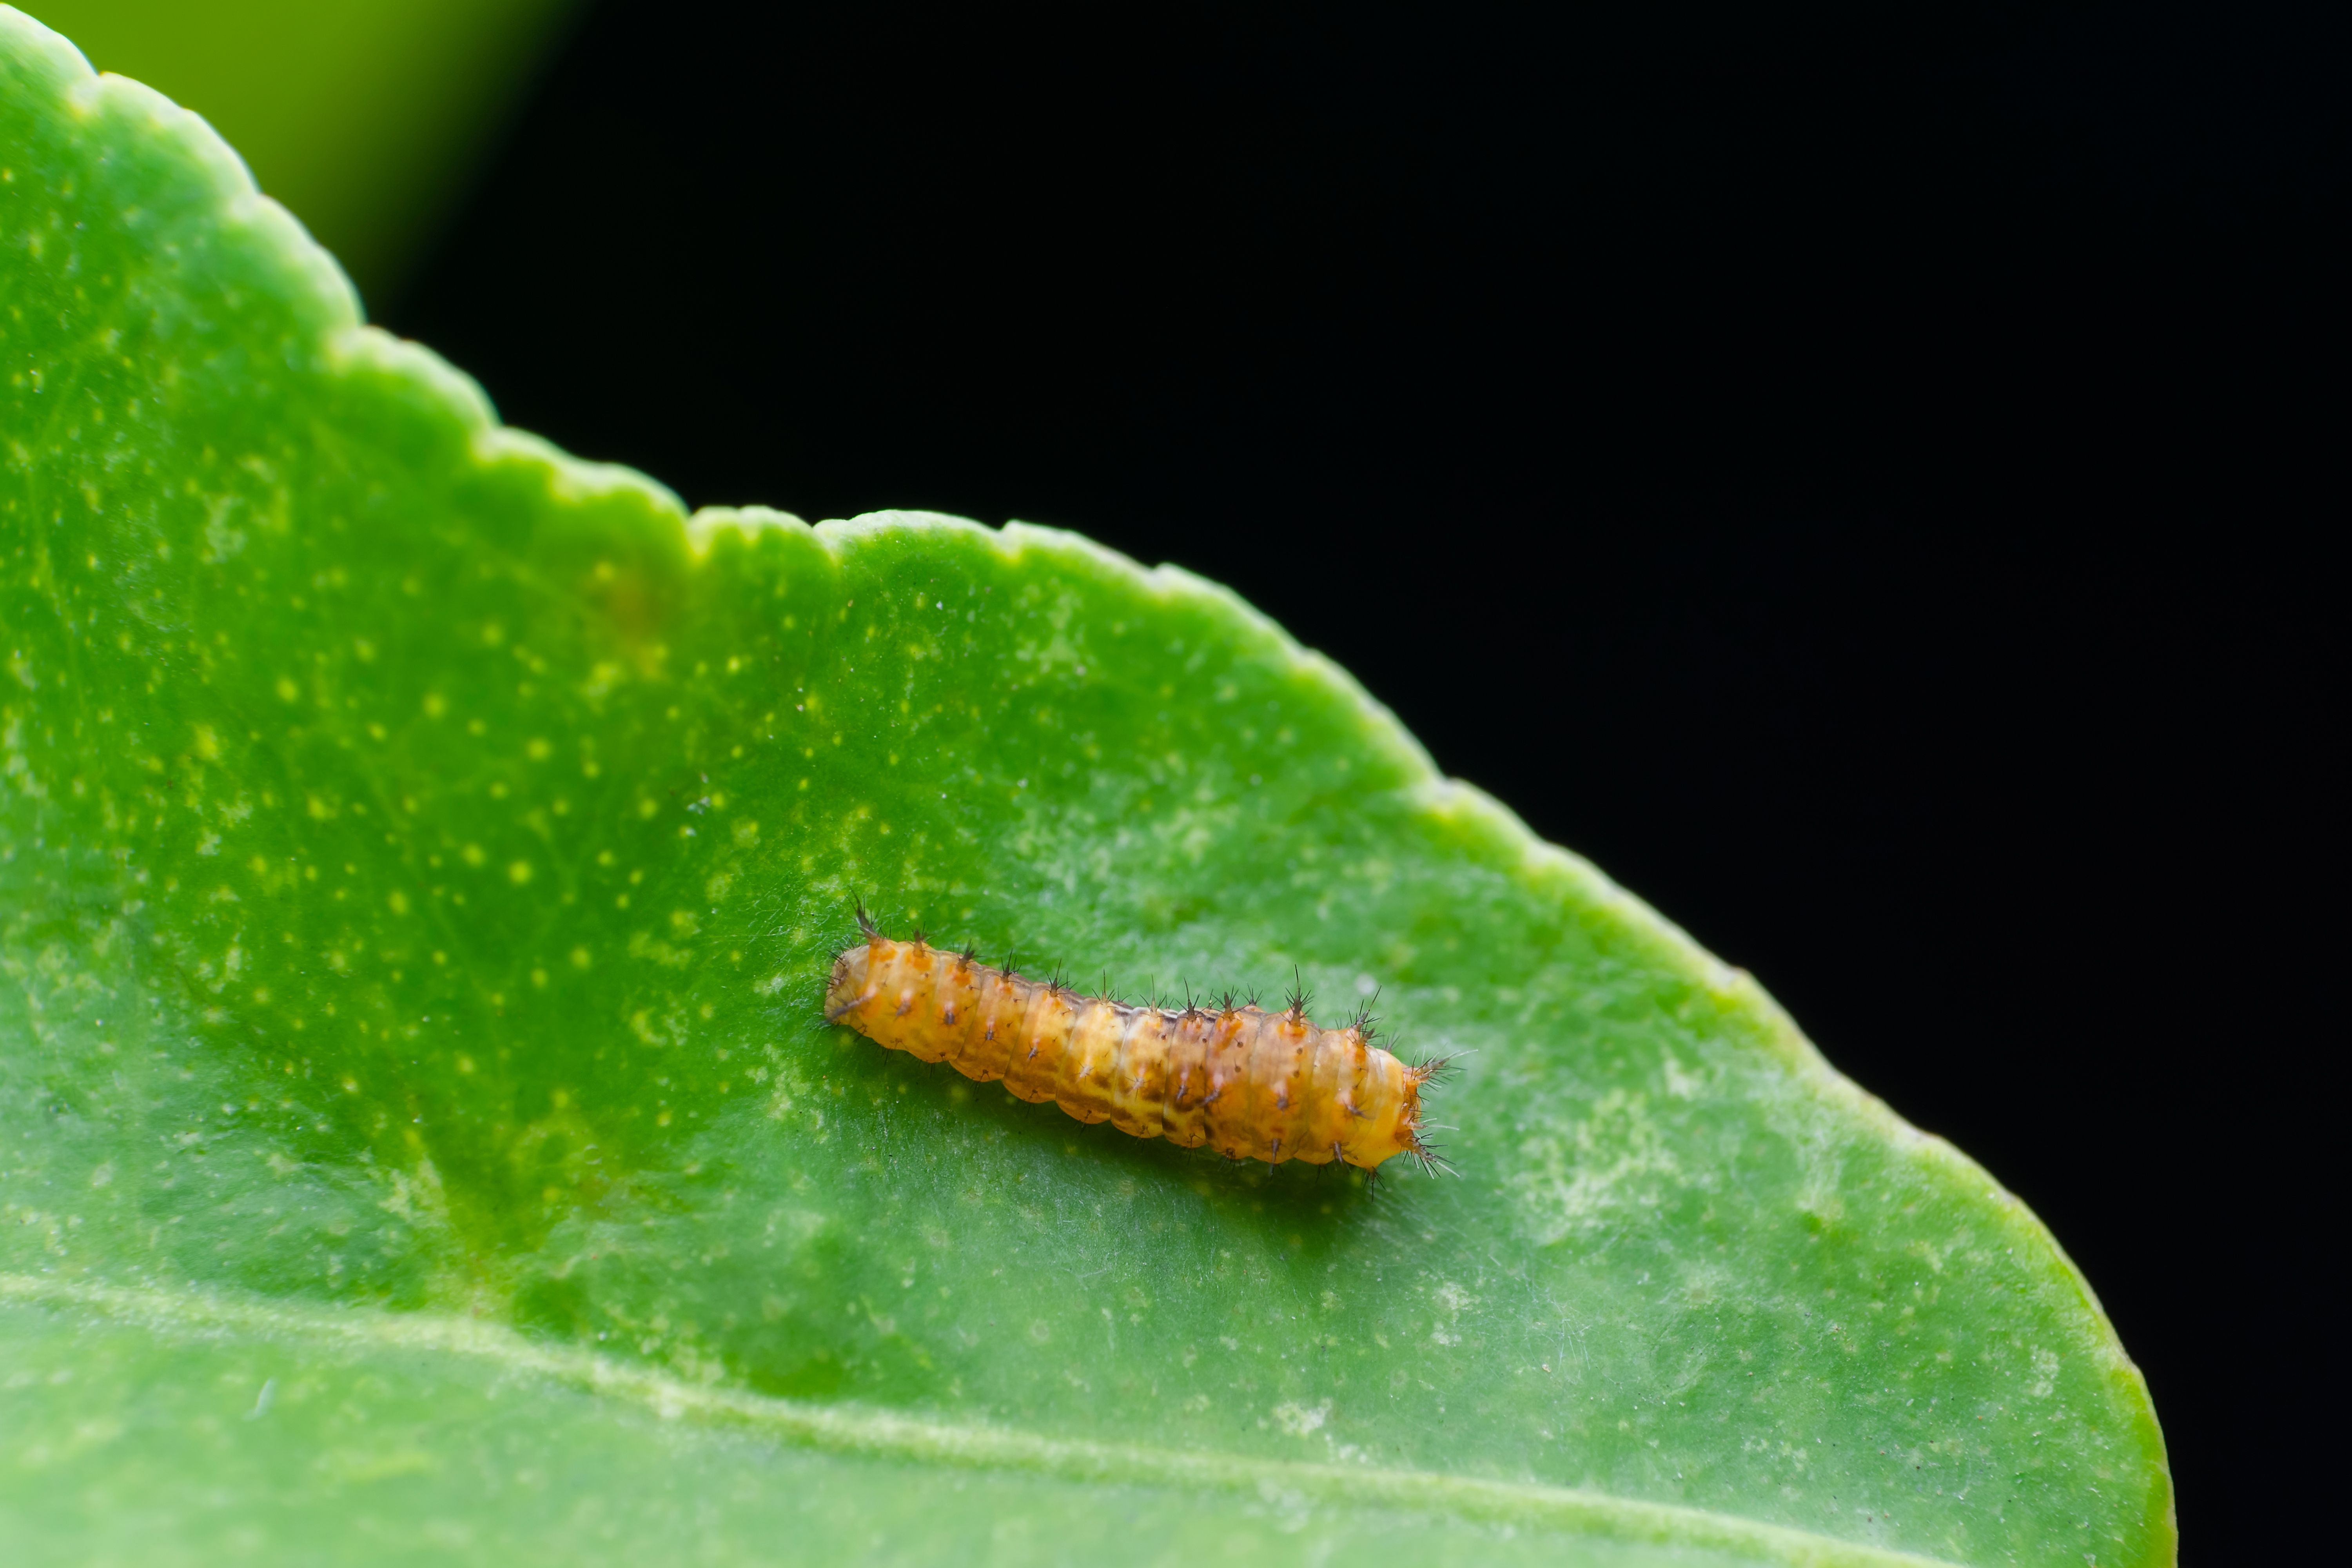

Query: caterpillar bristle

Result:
[855,899,880,939]
[1285,967,1312,1018]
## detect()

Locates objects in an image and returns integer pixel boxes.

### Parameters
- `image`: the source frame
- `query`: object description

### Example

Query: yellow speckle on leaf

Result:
[275,677,298,701]
[508,861,533,885]
[387,891,409,915]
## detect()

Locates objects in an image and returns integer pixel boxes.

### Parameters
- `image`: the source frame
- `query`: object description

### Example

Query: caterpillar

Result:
[824,907,1452,1174]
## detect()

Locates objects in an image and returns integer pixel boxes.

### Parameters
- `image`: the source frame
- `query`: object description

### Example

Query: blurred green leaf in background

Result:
[22,0,577,296]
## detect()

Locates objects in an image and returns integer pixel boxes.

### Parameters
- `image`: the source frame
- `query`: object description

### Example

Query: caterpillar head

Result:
[823,940,877,1023]
[1343,1051,1441,1172]
[1385,1057,1458,1176]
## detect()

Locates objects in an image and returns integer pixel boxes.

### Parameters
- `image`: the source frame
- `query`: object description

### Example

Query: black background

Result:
[383,2,2341,1557]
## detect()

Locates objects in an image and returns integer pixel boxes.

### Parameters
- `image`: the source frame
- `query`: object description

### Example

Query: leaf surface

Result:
[0,15,2171,1565]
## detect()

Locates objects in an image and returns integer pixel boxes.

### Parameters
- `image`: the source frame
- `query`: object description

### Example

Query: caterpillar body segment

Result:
[825,924,1442,1172]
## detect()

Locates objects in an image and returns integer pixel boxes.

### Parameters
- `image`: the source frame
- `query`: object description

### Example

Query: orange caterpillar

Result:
[825,909,1451,1174]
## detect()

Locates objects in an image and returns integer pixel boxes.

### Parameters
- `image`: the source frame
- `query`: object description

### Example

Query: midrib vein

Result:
[1,1270,1961,1568]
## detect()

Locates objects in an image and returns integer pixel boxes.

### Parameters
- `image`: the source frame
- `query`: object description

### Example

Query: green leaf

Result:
[19,0,577,293]
[0,14,2172,1565]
